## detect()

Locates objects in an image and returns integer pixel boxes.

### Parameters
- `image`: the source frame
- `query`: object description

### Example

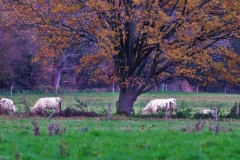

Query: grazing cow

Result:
[0,98,18,113]
[200,109,213,115]
[31,97,61,114]
[142,98,177,114]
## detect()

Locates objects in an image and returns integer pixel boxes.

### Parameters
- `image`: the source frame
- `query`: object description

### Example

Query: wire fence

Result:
[0,84,239,95]
[158,84,239,94]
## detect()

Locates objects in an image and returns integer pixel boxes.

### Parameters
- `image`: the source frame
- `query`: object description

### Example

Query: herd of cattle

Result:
[0,97,213,116]
[0,97,61,115]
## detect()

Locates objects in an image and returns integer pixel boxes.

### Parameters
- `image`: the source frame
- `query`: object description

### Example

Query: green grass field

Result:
[1,91,240,159]
[0,117,240,160]
[1,91,240,114]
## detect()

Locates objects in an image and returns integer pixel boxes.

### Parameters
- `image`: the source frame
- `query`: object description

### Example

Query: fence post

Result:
[59,101,62,115]
[162,83,164,92]
[10,85,13,95]
[234,102,238,117]
[212,106,218,121]
[165,103,168,121]
[112,83,115,94]
[197,85,199,93]
[169,102,172,118]
[108,103,111,120]
[55,85,58,94]
[238,102,240,117]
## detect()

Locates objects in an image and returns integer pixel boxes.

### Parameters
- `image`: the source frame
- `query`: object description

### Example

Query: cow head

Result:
[169,98,177,110]
[13,107,18,113]
[142,108,152,115]
[30,107,38,114]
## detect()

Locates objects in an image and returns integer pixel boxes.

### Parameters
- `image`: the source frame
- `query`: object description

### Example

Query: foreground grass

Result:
[0,117,240,160]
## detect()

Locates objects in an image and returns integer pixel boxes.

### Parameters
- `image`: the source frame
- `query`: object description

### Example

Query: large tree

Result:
[2,0,240,115]
[86,0,240,115]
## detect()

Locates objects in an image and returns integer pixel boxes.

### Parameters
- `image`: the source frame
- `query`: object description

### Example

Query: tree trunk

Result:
[116,90,137,116]
[52,69,61,88]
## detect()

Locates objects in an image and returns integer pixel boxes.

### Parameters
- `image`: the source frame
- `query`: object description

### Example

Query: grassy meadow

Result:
[0,91,240,159]
[1,91,240,114]
[0,117,240,159]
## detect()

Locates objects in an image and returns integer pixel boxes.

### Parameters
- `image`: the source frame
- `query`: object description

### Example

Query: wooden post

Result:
[197,85,199,93]
[238,101,240,117]
[112,83,115,94]
[234,102,238,117]
[169,102,172,118]
[116,101,118,113]
[162,83,164,92]
[10,85,13,95]
[55,85,58,94]
[59,101,62,115]
[215,123,219,135]
[108,103,111,120]
[212,106,218,121]
[165,103,168,121]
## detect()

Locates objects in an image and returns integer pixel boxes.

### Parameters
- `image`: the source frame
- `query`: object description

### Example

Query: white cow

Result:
[142,98,177,114]
[200,109,213,115]
[31,97,61,114]
[0,98,18,113]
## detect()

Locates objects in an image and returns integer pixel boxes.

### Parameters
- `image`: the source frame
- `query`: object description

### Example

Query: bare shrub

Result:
[48,123,55,136]
[31,121,40,136]
[181,119,206,133]
[209,122,232,135]
[227,102,239,118]
[47,122,66,136]
[61,107,99,117]
[195,119,207,131]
